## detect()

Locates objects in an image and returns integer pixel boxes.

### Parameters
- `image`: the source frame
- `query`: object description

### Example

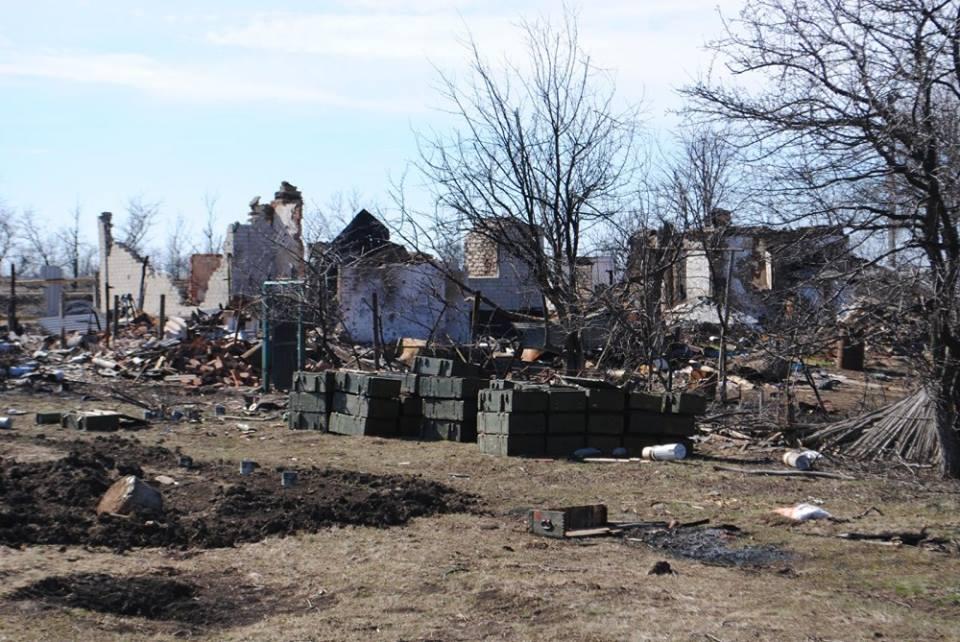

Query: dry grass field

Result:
[1,385,959,642]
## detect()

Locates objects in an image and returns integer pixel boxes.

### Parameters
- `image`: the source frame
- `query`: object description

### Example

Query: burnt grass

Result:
[0,435,477,550]
[7,570,292,629]
[624,524,791,568]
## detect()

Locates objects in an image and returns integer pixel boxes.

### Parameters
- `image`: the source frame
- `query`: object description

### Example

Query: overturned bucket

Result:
[0,417,11,429]
[783,449,821,471]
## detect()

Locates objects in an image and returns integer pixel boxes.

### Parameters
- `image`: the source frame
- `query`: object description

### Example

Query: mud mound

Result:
[8,570,286,629]
[0,436,476,550]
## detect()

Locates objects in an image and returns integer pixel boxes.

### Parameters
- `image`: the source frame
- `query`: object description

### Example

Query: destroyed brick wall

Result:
[464,227,542,312]
[188,254,223,303]
[97,181,304,317]
[338,262,470,344]
[227,183,305,299]
[97,212,222,317]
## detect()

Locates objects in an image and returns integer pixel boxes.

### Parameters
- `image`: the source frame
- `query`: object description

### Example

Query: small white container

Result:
[783,449,822,470]
[642,443,687,461]
[0,417,11,429]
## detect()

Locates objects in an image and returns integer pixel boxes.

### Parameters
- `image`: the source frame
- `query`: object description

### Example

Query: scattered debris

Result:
[648,560,676,575]
[783,449,822,470]
[773,503,833,522]
[712,465,854,480]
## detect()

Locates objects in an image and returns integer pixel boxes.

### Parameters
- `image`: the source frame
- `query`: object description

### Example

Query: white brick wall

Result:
[339,262,469,343]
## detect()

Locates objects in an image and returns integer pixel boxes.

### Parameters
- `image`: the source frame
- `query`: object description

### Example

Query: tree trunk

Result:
[935,371,960,478]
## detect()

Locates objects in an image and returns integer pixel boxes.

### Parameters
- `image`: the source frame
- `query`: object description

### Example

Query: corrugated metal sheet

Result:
[37,313,101,335]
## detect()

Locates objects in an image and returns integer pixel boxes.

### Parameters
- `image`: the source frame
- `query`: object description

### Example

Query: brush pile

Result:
[807,387,940,464]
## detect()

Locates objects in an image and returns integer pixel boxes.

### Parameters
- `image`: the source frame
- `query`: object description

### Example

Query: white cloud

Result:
[0,49,419,111]
[207,11,516,62]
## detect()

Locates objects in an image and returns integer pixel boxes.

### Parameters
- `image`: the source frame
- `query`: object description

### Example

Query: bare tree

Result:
[57,203,84,279]
[164,214,193,281]
[0,200,14,269]
[407,12,640,372]
[122,195,160,254]
[202,191,223,254]
[304,189,365,247]
[683,0,960,476]
[19,209,62,273]
[661,129,746,400]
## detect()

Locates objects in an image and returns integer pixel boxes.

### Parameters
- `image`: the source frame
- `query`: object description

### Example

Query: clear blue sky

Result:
[0,0,740,251]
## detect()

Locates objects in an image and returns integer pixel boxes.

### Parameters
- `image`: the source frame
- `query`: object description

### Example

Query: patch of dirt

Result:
[0,435,477,550]
[624,524,791,568]
[7,569,285,630]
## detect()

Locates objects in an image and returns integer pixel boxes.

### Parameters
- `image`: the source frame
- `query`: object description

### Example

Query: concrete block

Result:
[378,372,420,395]
[332,392,400,419]
[546,388,587,413]
[328,412,397,437]
[547,413,587,435]
[96,476,163,515]
[398,415,421,438]
[413,356,480,378]
[478,433,547,457]
[478,433,503,455]
[66,411,121,432]
[479,389,548,413]
[625,411,696,437]
[289,392,328,414]
[334,371,402,398]
[422,399,478,422]
[586,434,623,452]
[478,412,546,435]
[420,419,477,442]
[288,410,328,431]
[587,413,625,435]
[488,380,547,390]
[663,392,709,416]
[294,371,333,393]
[627,392,664,412]
[418,376,489,400]
[585,388,625,412]
[399,395,422,417]
[545,434,586,457]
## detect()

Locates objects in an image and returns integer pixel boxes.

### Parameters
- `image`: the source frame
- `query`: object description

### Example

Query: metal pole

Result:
[8,263,16,334]
[261,285,270,393]
[297,295,304,371]
[59,291,66,348]
[113,295,120,337]
[104,287,111,346]
[719,249,735,403]
[158,294,166,339]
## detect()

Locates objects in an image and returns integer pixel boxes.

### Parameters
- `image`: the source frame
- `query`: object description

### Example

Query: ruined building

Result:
[98,181,305,317]
[327,210,470,344]
[464,223,543,314]
[629,212,850,325]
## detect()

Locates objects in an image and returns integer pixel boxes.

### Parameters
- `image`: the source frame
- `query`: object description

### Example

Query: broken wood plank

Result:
[711,465,855,480]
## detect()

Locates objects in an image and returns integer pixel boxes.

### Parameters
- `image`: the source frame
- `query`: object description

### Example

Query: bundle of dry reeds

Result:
[807,387,940,464]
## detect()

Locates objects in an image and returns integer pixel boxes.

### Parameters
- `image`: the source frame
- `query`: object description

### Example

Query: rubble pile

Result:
[1,309,260,390]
